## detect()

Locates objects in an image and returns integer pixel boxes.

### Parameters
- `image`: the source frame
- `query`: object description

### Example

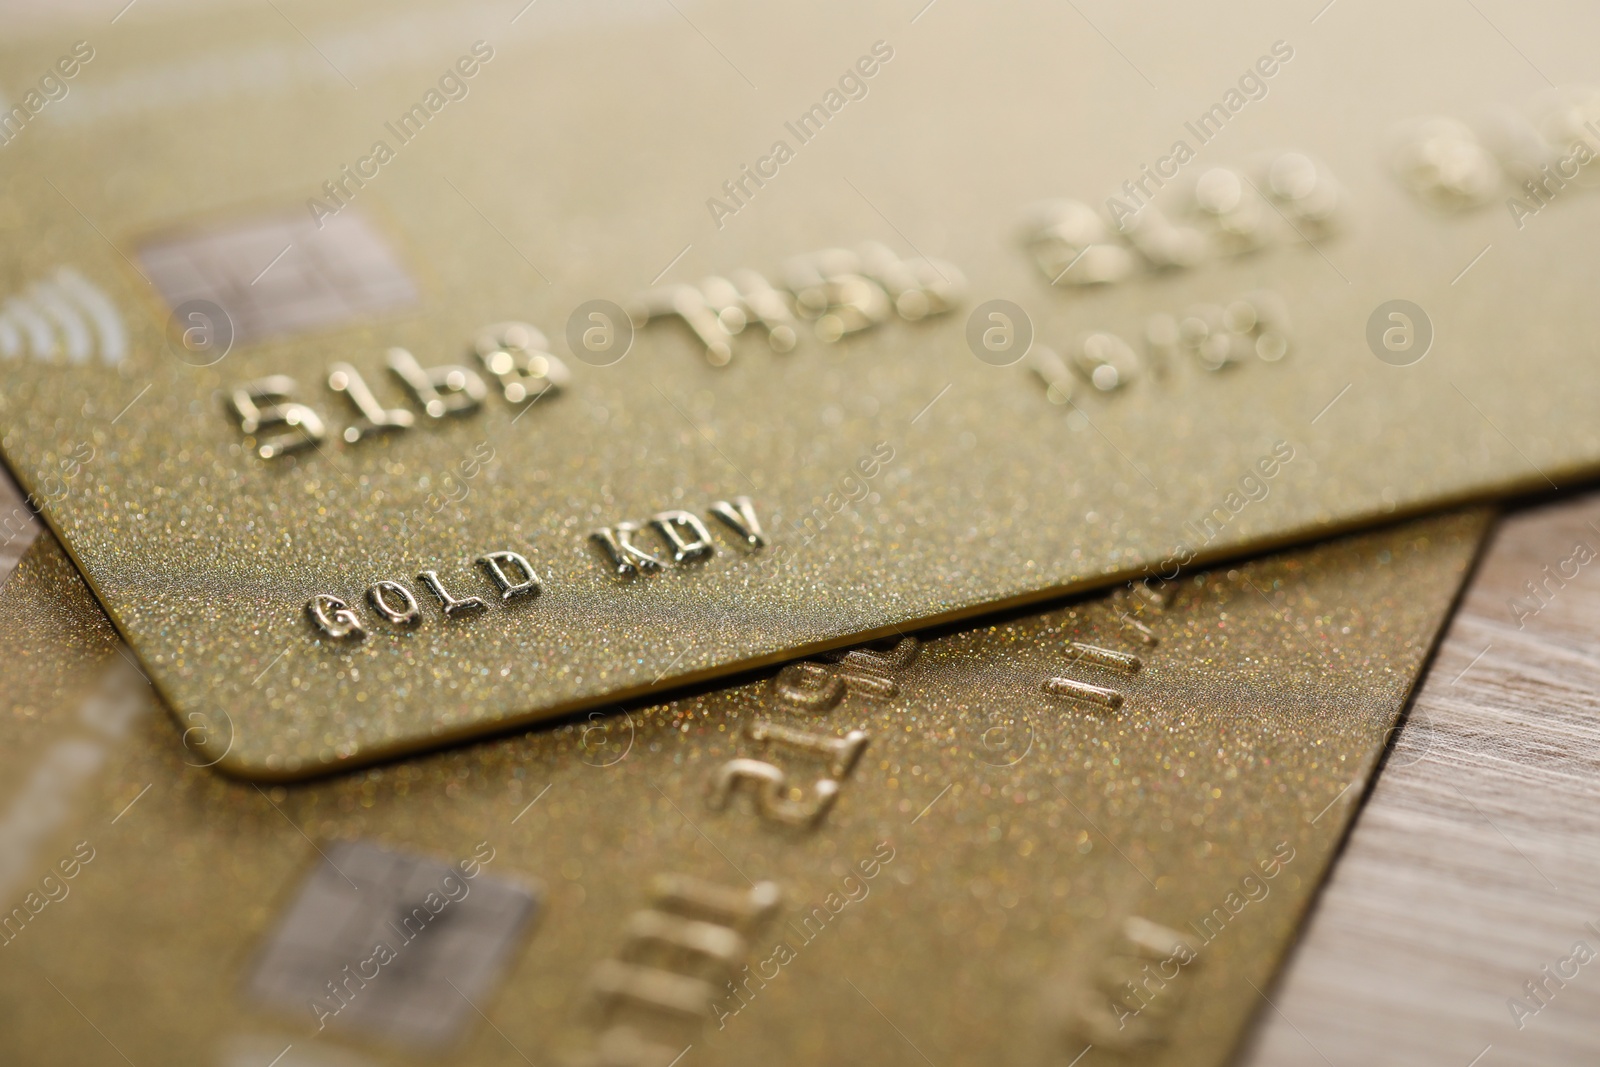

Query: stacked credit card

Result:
[0,0,1592,1063]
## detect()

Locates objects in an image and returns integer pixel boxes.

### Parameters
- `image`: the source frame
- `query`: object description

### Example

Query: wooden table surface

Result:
[1243,493,1600,1066]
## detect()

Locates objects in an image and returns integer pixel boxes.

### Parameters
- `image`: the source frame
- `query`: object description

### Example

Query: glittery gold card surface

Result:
[0,509,1487,1065]
[0,0,1577,774]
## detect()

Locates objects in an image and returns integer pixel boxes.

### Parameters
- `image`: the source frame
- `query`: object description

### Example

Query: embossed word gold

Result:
[305,550,540,641]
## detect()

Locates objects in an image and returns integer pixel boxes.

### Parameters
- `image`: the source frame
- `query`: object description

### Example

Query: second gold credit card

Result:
[0,509,1487,1064]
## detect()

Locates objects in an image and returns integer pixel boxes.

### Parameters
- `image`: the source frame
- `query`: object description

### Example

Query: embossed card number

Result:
[705,636,919,829]
[587,875,781,1061]
[698,581,1174,832]
[229,320,568,460]
[628,241,963,366]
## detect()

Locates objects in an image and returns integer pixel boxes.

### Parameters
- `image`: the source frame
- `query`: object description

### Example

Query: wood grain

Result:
[1242,493,1600,1066]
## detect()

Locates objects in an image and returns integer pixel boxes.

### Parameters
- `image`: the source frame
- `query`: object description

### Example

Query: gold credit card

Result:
[0,509,1488,1065]
[0,0,1584,775]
